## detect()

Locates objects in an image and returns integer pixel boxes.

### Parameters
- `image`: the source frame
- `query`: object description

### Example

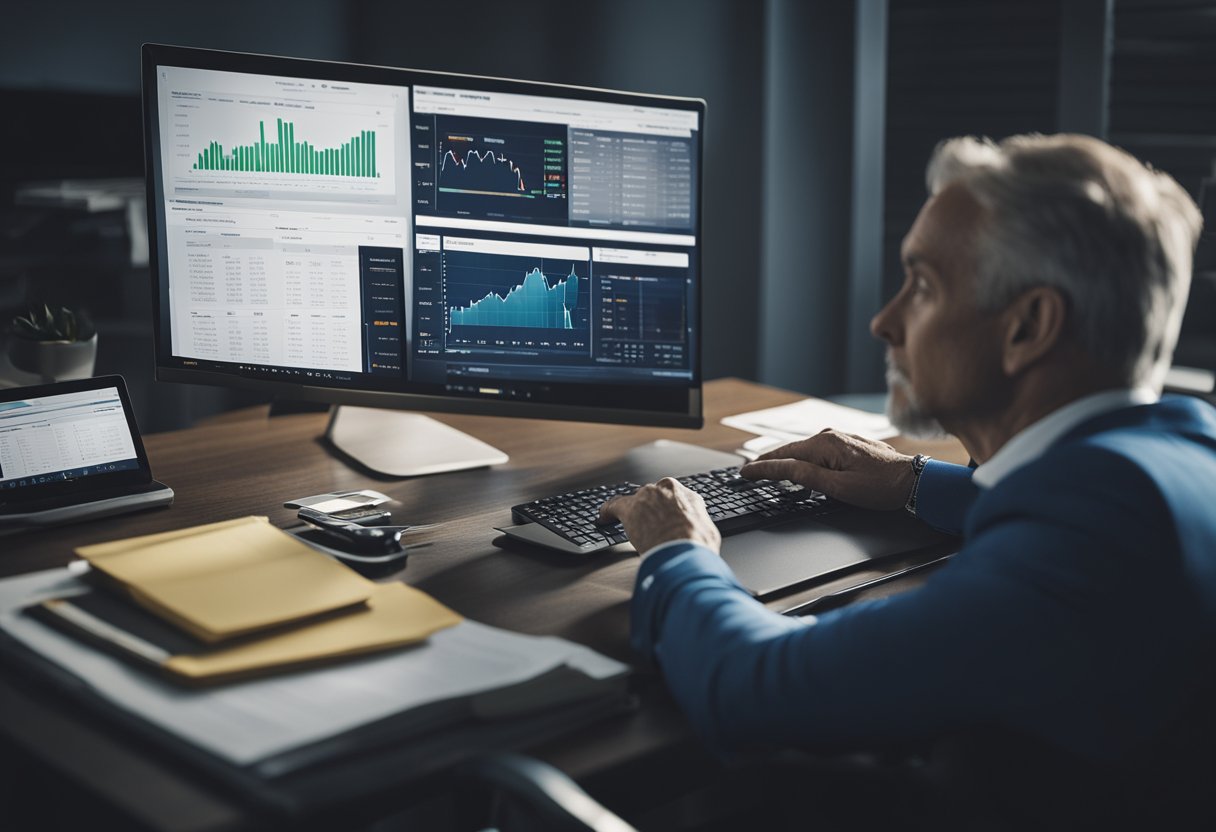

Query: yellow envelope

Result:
[78,516,374,643]
[163,582,462,685]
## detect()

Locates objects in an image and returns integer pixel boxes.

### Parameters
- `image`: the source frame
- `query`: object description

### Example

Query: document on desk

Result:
[722,398,897,458]
[0,568,628,768]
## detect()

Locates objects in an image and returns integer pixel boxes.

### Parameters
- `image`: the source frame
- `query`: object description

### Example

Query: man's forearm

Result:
[631,543,818,751]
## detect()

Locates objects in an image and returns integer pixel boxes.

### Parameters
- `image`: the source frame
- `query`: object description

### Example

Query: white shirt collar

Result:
[971,388,1159,490]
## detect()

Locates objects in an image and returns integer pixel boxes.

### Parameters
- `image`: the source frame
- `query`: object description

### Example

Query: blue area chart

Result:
[449,267,579,332]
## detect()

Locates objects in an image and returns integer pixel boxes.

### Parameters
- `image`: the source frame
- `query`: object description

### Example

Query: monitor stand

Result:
[325,406,508,477]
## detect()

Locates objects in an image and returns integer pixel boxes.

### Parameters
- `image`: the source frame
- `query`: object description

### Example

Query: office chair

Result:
[452,750,962,832]
[451,737,1216,832]
[454,753,638,832]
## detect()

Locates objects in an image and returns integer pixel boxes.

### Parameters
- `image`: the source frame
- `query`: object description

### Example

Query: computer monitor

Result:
[141,44,704,474]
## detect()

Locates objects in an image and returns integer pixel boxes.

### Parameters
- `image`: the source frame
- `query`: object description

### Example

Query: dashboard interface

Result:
[150,58,701,417]
[0,387,140,490]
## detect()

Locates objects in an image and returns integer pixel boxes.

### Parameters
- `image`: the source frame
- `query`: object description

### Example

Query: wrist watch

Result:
[904,454,932,517]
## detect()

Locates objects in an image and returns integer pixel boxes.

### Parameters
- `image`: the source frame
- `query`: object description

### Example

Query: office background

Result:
[2,0,1213,432]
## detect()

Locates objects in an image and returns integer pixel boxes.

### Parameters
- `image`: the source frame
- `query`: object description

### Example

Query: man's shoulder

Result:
[973,397,1216,542]
[1058,396,1216,488]
[985,438,1159,521]
[1068,394,1216,446]
[1009,397,1216,486]
[966,397,1216,617]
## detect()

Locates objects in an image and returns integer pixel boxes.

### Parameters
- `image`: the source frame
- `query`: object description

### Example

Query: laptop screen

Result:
[0,386,142,492]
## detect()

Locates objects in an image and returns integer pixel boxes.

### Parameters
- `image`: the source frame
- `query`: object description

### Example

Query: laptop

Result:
[0,375,173,527]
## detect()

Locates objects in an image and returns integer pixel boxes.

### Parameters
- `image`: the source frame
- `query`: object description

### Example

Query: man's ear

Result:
[1001,286,1068,376]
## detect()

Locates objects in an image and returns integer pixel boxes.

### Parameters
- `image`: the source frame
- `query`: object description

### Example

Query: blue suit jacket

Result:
[631,396,1216,764]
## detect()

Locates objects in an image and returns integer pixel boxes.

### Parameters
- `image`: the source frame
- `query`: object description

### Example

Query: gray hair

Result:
[925,134,1203,389]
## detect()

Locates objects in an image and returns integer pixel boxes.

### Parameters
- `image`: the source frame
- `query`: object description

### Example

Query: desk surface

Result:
[0,378,966,831]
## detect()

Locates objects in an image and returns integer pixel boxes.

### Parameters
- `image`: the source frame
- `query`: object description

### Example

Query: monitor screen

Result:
[142,45,703,428]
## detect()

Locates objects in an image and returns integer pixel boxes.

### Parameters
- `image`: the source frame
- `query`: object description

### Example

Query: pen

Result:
[778,552,956,617]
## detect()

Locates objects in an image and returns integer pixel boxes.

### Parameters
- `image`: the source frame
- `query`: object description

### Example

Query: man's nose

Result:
[870,295,901,345]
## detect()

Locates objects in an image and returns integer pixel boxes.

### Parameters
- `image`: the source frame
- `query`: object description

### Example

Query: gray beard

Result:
[885,360,948,440]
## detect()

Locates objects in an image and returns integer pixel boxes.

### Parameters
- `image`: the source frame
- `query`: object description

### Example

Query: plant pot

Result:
[7,333,98,383]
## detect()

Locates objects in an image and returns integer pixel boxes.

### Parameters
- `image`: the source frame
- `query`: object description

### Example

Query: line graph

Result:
[440,147,529,196]
[434,116,567,223]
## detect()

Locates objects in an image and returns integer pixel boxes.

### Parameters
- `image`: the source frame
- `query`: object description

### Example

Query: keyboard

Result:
[508,467,844,554]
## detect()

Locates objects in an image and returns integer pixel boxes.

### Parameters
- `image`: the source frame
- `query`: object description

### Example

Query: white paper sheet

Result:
[722,398,897,447]
[0,569,627,766]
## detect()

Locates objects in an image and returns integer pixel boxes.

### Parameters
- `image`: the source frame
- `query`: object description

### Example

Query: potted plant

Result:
[7,304,98,383]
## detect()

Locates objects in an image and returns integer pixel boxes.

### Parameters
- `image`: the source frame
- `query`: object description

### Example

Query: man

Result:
[601,134,1215,825]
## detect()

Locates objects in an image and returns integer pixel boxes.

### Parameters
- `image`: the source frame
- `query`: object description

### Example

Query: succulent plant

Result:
[11,304,96,343]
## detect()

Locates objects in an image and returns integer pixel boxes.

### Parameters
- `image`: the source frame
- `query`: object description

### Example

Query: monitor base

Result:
[325,406,508,477]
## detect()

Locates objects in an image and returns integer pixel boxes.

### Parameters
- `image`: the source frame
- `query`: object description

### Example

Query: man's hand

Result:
[739,429,916,511]
[599,478,721,556]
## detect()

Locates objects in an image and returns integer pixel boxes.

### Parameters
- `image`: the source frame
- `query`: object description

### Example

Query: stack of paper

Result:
[0,567,629,771]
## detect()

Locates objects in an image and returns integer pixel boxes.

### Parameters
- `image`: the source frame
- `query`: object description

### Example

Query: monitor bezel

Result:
[141,43,705,429]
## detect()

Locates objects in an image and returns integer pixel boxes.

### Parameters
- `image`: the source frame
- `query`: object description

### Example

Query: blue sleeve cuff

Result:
[641,538,703,560]
[915,459,978,535]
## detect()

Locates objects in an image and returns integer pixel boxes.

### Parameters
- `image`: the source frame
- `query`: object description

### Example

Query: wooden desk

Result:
[0,378,965,831]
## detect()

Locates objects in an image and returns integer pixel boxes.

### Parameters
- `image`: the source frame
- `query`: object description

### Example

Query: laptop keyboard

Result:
[510,467,845,552]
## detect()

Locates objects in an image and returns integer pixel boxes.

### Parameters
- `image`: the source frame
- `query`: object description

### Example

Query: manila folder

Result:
[77,517,374,643]
[163,581,462,684]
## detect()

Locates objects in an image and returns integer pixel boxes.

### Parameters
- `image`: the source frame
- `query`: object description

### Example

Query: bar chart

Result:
[191,119,379,178]
[159,65,403,200]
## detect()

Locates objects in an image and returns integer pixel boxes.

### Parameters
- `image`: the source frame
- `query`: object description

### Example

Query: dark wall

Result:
[1110,0,1216,370]
[0,0,351,93]
[759,0,859,396]
[883,0,1064,303]
[1109,0,1216,201]
[880,0,1216,375]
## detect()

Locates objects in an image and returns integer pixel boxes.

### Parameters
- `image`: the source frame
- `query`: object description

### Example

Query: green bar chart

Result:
[192,119,379,178]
